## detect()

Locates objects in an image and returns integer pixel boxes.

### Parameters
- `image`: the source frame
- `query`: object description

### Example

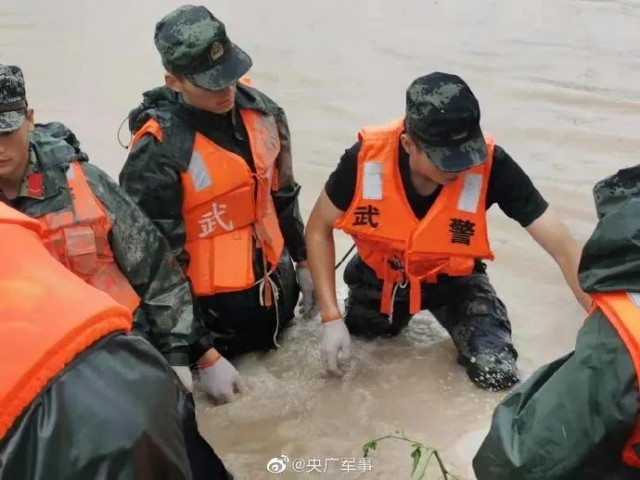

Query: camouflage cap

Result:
[405,72,486,173]
[0,64,27,133]
[592,164,640,220]
[154,5,252,91]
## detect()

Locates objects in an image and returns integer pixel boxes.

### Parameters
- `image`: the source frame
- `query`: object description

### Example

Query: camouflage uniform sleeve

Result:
[118,135,190,268]
[82,162,201,366]
[270,105,307,263]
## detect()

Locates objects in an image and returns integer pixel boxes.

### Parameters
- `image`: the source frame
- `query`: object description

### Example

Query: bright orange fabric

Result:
[37,161,140,312]
[0,203,131,440]
[129,77,284,298]
[335,119,495,314]
[591,291,640,469]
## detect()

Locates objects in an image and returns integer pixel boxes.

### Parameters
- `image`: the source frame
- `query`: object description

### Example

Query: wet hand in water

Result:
[199,356,247,404]
[296,263,320,319]
[321,317,351,376]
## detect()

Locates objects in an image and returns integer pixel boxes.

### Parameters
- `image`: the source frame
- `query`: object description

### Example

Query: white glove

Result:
[296,265,319,319]
[172,366,194,392]
[198,356,246,404]
[321,318,351,376]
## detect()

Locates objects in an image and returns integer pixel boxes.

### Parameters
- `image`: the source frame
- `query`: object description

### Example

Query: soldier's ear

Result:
[25,108,35,132]
[400,133,414,154]
[165,73,183,93]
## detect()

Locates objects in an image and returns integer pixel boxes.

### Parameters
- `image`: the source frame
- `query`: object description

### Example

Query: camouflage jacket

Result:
[7,122,207,366]
[118,82,307,272]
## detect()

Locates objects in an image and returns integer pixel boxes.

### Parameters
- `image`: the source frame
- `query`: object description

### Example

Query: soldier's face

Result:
[0,109,33,182]
[166,73,237,114]
[400,133,460,185]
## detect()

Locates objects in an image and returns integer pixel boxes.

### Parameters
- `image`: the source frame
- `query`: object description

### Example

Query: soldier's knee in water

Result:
[464,296,495,316]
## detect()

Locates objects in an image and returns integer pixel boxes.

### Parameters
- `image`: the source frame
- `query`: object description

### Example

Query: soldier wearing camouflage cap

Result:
[0,63,231,478]
[306,72,590,391]
[120,4,317,403]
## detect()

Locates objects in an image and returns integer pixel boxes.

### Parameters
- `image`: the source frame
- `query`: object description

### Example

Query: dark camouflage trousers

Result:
[197,249,300,359]
[343,255,518,366]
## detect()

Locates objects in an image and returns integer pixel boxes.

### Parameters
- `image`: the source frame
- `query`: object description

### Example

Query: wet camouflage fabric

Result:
[121,81,306,264]
[155,5,252,91]
[405,72,487,173]
[473,168,640,479]
[12,150,41,198]
[13,122,203,366]
[0,64,27,132]
[591,164,640,219]
[342,254,519,391]
[579,164,640,293]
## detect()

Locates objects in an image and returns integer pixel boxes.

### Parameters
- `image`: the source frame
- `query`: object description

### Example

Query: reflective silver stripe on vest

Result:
[362,160,383,200]
[457,173,483,213]
[66,164,75,181]
[629,292,640,308]
[188,151,212,191]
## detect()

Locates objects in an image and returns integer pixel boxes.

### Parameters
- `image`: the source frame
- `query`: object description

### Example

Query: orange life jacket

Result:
[0,203,132,440]
[36,161,141,312]
[130,79,284,303]
[591,291,640,469]
[334,119,495,315]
